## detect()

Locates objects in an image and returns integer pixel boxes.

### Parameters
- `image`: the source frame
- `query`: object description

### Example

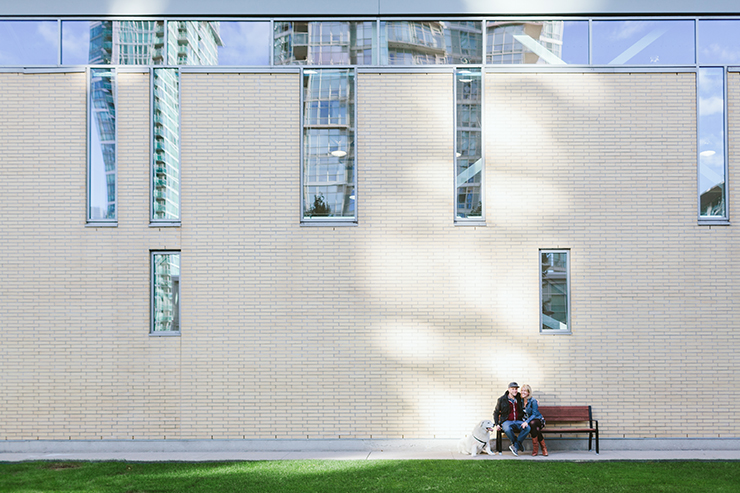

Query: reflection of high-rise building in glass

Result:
[88,21,221,221]
[302,69,355,219]
[274,21,482,66]
[444,21,483,64]
[167,21,222,65]
[487,21,563,64]
[382,21,447,64]
[152,68,181,220]
[89,21,165,65]
[152,252,180,332]
[274,21,374,65]
[456,69,482,219]
[88,68,116,220]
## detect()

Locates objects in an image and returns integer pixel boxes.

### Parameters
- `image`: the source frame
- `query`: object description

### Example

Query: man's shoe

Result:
[509,444,519,456]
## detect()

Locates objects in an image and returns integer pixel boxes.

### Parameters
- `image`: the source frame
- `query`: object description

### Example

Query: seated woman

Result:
[521,384,548,456]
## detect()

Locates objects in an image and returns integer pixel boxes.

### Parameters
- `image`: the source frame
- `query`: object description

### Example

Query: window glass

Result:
[455,68,483,219]
[275,21,376,65]
[698,20,740,65]
[302,69,356,220]
[380,21,482,65]
[215,22,270,65]
[592,20,695,65]
[698,67,726,218]
[541,250,570,333]
[0,21,58,65]
[61,21,91,64]
[152,68,181,221]
[168,21,220,65]
[83,21,164,65]
[152,252,180,333]
[486,20,587,65]
[89,68,116,221]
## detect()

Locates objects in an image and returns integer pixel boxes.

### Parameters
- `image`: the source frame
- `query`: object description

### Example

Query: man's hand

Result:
[495,424,501,431]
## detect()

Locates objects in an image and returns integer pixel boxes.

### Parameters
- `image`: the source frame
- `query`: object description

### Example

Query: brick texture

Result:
[1,70,738,441]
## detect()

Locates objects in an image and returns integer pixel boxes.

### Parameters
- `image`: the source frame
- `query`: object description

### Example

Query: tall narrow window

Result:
[697,20,734,222]
[455,68,483,221]
[151,68,181,223]
[88,68,117,223]
[698,68,726,219]
[301,68,356,222]
[151,251,180,334]
[540,250,570,334]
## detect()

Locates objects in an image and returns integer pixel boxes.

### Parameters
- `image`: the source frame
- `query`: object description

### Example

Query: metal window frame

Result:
[539,248,572,335]
[300,66,359,226]
[86,65,118,226]
[149,65,182,226]
[150,250,181,336]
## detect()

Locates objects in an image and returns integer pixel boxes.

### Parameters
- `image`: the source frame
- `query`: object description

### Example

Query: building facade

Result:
[1,1,739,449]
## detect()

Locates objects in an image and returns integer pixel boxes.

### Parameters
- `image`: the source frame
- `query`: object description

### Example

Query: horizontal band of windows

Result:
[0,64,707,73]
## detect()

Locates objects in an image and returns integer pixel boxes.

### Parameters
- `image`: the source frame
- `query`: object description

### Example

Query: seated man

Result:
[493,382,530,456]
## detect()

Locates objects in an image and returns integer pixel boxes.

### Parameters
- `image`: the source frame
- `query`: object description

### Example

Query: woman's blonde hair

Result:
[520,384,532,396]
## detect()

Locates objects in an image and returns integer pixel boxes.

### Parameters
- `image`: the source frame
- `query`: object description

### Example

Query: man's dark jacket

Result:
[493,390,524,426]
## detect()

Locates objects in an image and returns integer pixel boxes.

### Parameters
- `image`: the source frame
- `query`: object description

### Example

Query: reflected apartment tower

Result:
[88,21,221,220]
[487,20,563,64]
[273,21,375,65]
[273,20,479,66]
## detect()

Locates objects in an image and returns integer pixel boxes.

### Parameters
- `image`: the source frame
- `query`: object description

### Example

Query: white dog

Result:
[458,420,495,455]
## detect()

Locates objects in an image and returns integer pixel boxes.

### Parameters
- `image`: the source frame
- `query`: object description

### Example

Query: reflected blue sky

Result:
[592,20,695,65]
[698,20,740,64]
[560,21,588,64]
[0,21,58,65]
[698,67,725,195]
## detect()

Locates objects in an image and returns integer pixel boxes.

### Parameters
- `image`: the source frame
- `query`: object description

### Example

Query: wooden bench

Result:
[496,405,599,454]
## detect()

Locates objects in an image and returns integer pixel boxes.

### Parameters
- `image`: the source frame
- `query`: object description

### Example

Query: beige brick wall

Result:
[1,70,738,441]
[0,72,180,440]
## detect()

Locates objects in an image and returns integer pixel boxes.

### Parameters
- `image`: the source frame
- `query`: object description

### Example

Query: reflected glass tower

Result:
[274,21,375,65]
[302,69,355,219]
[88,21,221,221]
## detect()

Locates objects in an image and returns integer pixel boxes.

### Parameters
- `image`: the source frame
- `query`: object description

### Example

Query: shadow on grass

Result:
[1,460,739,493]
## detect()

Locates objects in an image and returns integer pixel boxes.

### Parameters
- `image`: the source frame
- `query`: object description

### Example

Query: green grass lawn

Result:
[1,460,738,493]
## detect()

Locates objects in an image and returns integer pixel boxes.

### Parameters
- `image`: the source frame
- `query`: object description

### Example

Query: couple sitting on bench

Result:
[493,382,547,457]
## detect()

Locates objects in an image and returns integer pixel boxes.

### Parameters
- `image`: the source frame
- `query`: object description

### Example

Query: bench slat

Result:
[539,406,591,422]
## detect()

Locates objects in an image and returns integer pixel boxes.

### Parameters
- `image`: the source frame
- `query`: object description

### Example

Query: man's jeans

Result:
[502,420,530,450]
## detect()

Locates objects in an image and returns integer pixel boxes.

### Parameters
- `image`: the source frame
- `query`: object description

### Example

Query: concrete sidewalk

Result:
[2,448,739,462]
